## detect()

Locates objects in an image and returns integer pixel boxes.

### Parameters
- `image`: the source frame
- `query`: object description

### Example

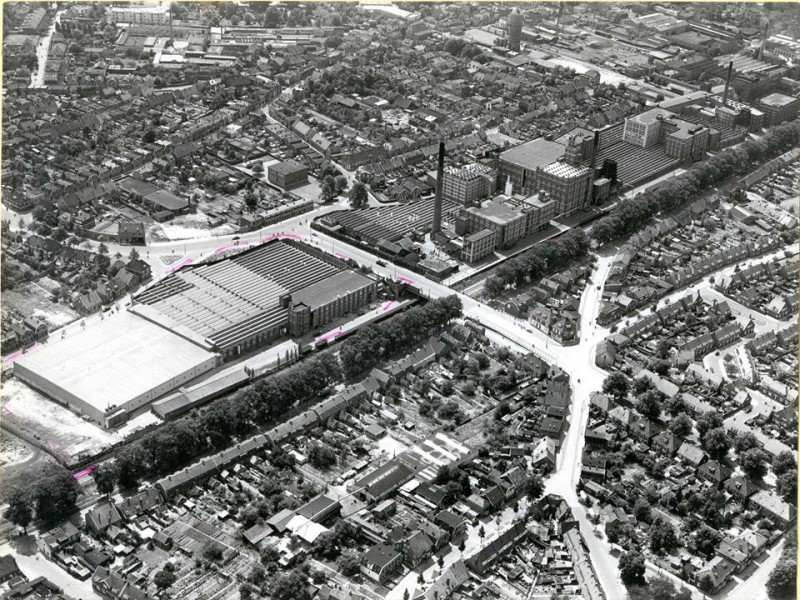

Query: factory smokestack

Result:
[431,141,445,234]
[585,130,600,208]
[758,20,769,61]
[722,60,733,106]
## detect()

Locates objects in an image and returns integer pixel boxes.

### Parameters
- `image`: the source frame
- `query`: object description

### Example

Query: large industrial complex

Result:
[14,240,377,428]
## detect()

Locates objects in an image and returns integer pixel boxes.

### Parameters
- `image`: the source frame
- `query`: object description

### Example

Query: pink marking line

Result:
[397,276,415,285]
[3,343,42,365]
[166,257,194,274]
[73,465,97,481]
[335,252,349,260]
[316,329,344,344]
[260,233,302,244]
[380,301,396,313]
[214,240,250,255]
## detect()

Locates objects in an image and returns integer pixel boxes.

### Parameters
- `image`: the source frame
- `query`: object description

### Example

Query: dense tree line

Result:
[99,296,463,493]
[592,119,800,245]
[339,296,463,378]
[112,353,342,489]
[768,528,796,600]
[484,230,591,298]
[5,466,79,531]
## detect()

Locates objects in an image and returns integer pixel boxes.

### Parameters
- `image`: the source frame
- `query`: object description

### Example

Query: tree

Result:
[768,561,796,600]
[739,447,768,480]
[245,191,258,209]
[772,451,797,476]
[695,411,723,438]
[637,389,664,421]
[525,474,544,501]
[308,443,337,470]
[272,569,311,600]
[32,470,79,528]
[697,574,716,594]
[776,468,796,503]
[602,372,630,402]
[320,180,335,202]
[97,242,109,256]
[619,550,646,586]
[702,427,730,461]
[5,490,32,534]
[154,569,177,590]
[632,376,654,396]
[143,129,156,143]
[733,431,760,455]
[650,518,679,555]
[634,497,652,524]
[334,174,348,195]
[669,414,693,438]
[484,276,505,299]
[93,465,117,498]
[349,182,368,209]
[336,551,361,576]
[129,247,140,260]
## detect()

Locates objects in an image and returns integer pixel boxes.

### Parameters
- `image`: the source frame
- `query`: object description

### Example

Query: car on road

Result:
[376,260,387,267]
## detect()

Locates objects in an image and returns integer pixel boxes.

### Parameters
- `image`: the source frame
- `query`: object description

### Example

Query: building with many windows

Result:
[442,163,496,206]
[534,162,592,216]
[498,138,565,195]
[461,228,497,263]
[757,92,799,127]
[268,160,309,190]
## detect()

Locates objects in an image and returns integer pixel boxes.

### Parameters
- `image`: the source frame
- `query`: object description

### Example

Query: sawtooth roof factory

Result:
[14,240,377,429]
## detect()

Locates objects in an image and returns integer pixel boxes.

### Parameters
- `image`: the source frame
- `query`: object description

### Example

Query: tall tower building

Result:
[508,8,523,52]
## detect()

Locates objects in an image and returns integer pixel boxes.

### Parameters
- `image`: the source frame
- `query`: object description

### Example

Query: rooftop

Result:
[14,311,216,415]
[540,161,591,179]
[499,137,564,170]
[759,92,798,108]
[291,269,375,311]
[466,197,526,225]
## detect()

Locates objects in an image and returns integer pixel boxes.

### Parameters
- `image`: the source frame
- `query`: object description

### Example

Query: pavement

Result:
[0,539,101,599]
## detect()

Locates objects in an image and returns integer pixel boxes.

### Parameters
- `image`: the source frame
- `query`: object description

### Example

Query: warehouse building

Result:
[268,160,309,190]
[13,312,218,429]
[442,163,496,206]
[134,240,377,359]
[498,138,565,195]
[757,92,799,127]
[15,240,376,428]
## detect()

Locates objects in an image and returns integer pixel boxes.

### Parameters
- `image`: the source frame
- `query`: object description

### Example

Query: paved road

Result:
[30,7,63,89]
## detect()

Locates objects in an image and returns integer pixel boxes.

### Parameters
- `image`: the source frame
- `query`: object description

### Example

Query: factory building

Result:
[534,162,592,216]
[442,163,496,207]
[498,138,566,195]
[757,92,800,127]
[461,229,498,264]
[15,241,377,428]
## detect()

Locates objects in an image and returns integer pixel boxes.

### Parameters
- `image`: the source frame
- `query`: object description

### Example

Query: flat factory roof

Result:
[499,138,565,170]
[14,311,216,414]
[291,270,374,311]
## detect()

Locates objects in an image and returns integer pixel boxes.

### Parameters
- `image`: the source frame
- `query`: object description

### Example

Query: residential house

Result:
[695,556,736,593]
[677,442,706,468]
[361,543,402,583]
[697,460,732,489]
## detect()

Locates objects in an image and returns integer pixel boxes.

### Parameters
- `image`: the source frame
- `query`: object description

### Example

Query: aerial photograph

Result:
[0,2,798,599]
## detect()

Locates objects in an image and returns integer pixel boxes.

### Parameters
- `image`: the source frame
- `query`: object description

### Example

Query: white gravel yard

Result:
[0,433,33,467]
[1,379,121,461]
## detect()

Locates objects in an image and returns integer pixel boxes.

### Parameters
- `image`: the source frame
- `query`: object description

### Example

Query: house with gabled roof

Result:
[677,442,706,467]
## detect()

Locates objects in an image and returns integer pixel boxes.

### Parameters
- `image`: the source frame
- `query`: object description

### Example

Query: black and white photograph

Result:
[0,2,798,599]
